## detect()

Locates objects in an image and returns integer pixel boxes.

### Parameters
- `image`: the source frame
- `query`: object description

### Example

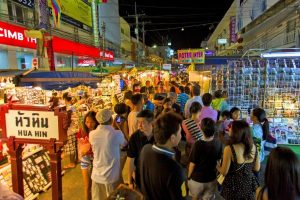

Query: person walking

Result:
[128,94,144,137]
[198,93,218,122]
[77,111,99,200]
[89,109,126,200]
[188,118,222,200]
[127,110,155,190]
[217,120,260,200]
[139,112,187,200]
[184,84,203,119]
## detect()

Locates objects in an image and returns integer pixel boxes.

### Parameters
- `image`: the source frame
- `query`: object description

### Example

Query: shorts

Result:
[188,179,217,200]
[80,155,93,170]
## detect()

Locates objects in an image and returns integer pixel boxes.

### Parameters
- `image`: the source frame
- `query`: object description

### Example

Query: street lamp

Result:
[153,44,157,48]
[168,42,171,46]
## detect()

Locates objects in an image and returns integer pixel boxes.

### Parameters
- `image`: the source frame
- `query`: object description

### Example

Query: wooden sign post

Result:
[0,104,68,200]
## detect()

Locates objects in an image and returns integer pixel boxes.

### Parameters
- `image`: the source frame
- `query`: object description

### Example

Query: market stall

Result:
[0,71,123,199]
[209,53,300,153]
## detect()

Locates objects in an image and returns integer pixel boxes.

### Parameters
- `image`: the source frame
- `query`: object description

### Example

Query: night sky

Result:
[119,0,234,51]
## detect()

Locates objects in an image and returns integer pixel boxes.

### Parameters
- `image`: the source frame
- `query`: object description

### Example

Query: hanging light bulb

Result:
[181,27,184,31]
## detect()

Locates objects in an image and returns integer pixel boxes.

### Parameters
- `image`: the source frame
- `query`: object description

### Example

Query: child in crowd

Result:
[188,118,222,200]
[256,147,300,200]
[230,107,241,121]
[216,110,231,145]
[77,111,99,200]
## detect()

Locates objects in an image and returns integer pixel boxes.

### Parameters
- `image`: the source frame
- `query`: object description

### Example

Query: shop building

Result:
[119,17,134,65]
[208,0,300,56]
[98,0,121,63]
[0,0,114,70]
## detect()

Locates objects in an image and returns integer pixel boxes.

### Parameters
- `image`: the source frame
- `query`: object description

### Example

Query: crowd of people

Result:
[59,78,300,200]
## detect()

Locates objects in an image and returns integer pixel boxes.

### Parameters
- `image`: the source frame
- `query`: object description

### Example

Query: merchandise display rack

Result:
[211,57,300,145]
[0,146,52,200]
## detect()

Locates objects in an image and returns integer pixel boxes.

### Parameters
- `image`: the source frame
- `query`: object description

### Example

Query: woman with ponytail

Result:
[250,108,270,162]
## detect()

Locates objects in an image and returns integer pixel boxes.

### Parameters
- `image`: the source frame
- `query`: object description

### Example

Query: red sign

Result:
[0,21,114,61]
[78,58,96,66]
[32,58,38,68]
[0,21,37,49]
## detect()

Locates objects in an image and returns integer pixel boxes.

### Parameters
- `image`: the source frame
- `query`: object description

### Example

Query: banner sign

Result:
[229,16,237,43]
[162,64,171,71]
[177,49,205,64]
[5,110,59,140]
[0,21,37,49]
[48,0,92,32]
[0,21,114,61]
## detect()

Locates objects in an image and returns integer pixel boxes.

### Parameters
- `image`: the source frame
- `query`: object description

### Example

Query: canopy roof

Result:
[19,71,102,90]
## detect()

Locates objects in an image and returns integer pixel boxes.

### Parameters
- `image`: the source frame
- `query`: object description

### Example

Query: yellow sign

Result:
[24,30,43,39]
[48,0,92,27]
[177,49,205,64]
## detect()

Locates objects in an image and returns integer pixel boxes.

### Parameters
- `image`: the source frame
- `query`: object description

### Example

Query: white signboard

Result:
[162,64,171,71]
[5,110,59,140]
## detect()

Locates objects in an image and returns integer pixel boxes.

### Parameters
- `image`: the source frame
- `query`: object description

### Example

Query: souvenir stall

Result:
[209,52,300,152]
[188,70,212,93]
[137,70,170,86]
[0,72,122,199]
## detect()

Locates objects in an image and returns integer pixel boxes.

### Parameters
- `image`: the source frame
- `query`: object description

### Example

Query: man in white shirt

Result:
[128,94,144,137]
[184,84,203,118]
[89,109,126,200]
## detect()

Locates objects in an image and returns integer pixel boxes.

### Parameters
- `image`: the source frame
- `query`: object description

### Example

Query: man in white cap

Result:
[89,109,126,200]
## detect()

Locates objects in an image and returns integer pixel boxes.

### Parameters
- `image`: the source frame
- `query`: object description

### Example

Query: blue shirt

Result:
[177,93,189,112]
[144,101,155,112]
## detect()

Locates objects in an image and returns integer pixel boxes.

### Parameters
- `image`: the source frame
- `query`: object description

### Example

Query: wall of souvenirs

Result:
[211,58,300,145]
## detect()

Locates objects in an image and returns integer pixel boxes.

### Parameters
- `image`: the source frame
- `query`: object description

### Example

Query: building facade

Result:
[208,0,300,56]
[119,17,133,65]
[98,0,121,60]
[0,0,114,70]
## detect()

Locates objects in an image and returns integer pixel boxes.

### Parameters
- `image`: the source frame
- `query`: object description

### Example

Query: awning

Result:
[19,71,103,90]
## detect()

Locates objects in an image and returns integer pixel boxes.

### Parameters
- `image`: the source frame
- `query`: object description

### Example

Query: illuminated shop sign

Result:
[177,49,205,64]
[0,21,114,61]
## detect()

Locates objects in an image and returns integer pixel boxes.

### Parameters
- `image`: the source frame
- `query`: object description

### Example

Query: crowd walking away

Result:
[51,77,300,200]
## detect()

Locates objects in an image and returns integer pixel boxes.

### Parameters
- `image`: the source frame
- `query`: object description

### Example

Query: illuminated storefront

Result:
[0,20,114,70]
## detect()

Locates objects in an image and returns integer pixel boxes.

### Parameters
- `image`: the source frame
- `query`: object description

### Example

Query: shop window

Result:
[0,50,8,69]
[7,2,14,21]
[6,1,32,25]
[16,52,33,70]
[15,5,24,23]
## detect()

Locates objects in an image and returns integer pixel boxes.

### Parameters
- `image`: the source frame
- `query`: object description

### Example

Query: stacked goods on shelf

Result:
[15,88,46,105]
[265,59,300,144]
